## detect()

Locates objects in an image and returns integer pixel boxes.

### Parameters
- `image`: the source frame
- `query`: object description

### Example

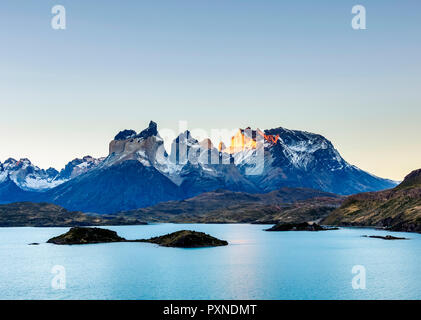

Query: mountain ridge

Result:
[118,187,344,223]
[323,168,421,232]
[0,121,397,213]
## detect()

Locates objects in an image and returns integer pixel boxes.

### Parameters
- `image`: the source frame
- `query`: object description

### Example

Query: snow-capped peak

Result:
[0,154,104,192]
[106,120,167,169]
[0,158,62,191]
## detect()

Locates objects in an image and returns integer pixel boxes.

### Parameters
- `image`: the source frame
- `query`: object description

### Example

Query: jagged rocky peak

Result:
[2,158,19,169]
[0,157,64,191]
[16,158,32,167]
[58,155,103,180]
[114,129,137,141]
[108,121,166,167]
[2,158,55,173]
[2,158,34,171]
[137,120,158,139]
[0,155,103,193]
[82,155,97,162]
[259,125,346,171]
[110,121,159,153]
[4,158,17,165]
[264,126,331,151]
[46,167,59,177]
[112,121,158,142]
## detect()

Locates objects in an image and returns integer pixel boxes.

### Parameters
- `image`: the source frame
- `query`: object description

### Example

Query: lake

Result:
[0,224,420,300]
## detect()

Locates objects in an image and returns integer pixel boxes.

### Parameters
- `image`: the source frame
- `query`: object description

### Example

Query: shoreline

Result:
[0,222,418,235]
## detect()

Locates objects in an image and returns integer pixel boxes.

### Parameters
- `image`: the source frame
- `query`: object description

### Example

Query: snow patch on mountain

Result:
[0,155,103,192]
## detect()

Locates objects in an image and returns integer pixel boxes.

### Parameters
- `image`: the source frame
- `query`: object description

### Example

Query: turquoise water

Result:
[0,224,420,300]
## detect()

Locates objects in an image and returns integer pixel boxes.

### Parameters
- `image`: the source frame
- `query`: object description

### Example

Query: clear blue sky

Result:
[0,0,420,180]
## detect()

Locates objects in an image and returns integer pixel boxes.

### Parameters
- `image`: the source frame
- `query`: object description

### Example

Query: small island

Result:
[265,222,339,232]
[47,227,126,245]
[139,230,228,248]
[46,227,228,248]
[362,235,408,240]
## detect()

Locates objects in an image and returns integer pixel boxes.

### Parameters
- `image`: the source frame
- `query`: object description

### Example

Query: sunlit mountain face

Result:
[220,128,280,154]
[223,129,258,154]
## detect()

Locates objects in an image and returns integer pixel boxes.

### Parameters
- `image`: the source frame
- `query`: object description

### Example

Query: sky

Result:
[0,0,420,181]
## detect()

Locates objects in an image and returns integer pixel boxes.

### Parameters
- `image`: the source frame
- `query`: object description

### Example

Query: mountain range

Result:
[0,156,102,193]
[0,121,397,213]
